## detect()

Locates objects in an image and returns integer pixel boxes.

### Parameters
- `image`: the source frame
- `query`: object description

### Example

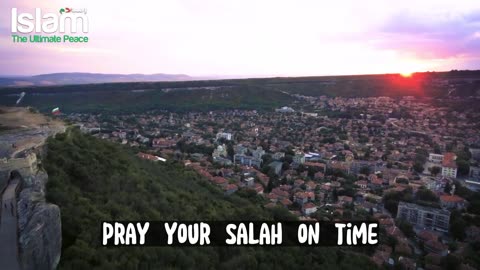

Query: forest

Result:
[43,128,378,270]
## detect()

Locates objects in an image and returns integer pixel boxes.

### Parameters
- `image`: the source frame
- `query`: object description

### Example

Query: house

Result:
[355,180,368,189]
[294,191,315,205]
[223,184,238,195]
[244,177,255,187]
[302,203,317,215]
[304,162,327,172]
[212,176,228,187]
[256,173,269,186]
[271,187,289,199]
[253,183,264,194]
[369,177,384,189]
[280,198,293,208]
[293,153,305,164]
[212,144,228,158]
[213,156,233,166]
[234,144,248,155]
[152,138,176,148]
[397,202,450,233]
[216,132,233,141]
[424,239,448,256]
[305,181,317,191]
[429,153,444,163]
[234,154,262,168]
[338,196,353,205]
[314,171,325,180]
[137,152,166,162]
[417,230,439,243]
[252,147,266,159]
[294,179,305,187]
[470,166,480,181]
[328,161,350,174]
[266,193,279,203]
[268,161,283,176]
[272,152,285,160]
[275,106,295,113]
[441,152,457,178]
[439,194,467,210]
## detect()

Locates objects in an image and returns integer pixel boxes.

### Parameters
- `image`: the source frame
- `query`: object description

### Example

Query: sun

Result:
[400,72,413,78]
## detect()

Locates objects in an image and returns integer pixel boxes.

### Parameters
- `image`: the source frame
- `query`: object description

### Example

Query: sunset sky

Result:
[1,0,480,76]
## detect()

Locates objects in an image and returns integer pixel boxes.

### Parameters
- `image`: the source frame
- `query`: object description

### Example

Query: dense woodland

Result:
[44,128,378,270]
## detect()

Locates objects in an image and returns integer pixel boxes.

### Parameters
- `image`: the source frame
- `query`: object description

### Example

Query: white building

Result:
[275,106,295,113]
[441,153,457,178]
[252,147,266,160]
[216,132,233,141]
[442,166,457,178]
[212,144,228,158]
[293,153,305,164]
[428,153,444,163]
[302,203,317,215]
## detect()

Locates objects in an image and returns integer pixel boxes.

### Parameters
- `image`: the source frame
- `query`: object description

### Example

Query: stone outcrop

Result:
[0,153,38,178]
[0,107,64,270]
[18,170,61,270]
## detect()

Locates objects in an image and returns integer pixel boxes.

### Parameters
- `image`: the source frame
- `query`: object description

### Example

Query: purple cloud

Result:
[375,10,480,59]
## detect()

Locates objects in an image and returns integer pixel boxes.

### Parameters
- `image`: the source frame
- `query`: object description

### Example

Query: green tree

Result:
[456,160,470,176]
[413,162,424,173]
[444,182,452,194]
[429,166,441,176]
[396,219,415,238]
[415,188,439,203]
[450,211,467,240]
[359,166,371,175]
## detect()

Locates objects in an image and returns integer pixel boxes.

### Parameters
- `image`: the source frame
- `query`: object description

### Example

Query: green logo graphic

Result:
[59,8,72,14]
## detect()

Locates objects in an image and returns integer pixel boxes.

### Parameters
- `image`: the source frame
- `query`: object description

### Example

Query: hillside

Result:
[0,73,194,87]
[44,128,377,269]
[0,70,479,114]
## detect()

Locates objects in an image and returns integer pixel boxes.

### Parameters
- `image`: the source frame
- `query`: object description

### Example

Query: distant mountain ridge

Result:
[0,72,196,87]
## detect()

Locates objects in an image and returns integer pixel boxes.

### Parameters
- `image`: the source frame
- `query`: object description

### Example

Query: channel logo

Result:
[59,8,72,14]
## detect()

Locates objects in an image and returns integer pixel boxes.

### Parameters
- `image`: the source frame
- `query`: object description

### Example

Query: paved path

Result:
[0,177,21,270]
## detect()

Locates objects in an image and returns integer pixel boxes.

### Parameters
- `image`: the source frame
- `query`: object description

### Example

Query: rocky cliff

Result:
[18,170,61,270]
[0,107,64,270]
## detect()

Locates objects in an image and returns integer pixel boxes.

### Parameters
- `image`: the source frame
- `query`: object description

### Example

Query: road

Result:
[0,177,21,270]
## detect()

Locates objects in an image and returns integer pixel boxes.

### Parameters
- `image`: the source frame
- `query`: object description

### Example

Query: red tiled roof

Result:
[303,202,316,209]
[212,176,227,185]
[417,230,438,242]
[223,184,238,191]
[294,179,305,185]
[137,152,157,161]
[442,152,457,168]
[338,196,353,203]
[425,240,447,252]
[371,178,384,185]
[306,181,317,189]
[440,194,465,203]
[280,198,293,206]
[304,162,326,169]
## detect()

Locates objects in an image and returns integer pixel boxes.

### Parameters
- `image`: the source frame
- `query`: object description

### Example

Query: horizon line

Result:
[1,69,479,79]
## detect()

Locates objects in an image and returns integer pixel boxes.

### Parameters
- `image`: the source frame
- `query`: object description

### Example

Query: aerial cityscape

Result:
[1,0,480,269]
[0,71,479,269]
